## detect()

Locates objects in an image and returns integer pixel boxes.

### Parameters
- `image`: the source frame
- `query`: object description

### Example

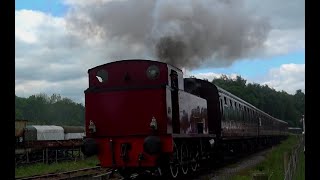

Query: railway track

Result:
[15,146,274,180]
[15,166,115,180]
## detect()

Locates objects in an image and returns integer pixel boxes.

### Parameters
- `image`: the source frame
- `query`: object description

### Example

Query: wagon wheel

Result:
[190,145,199,172]
[180,143,189,175]
[169,142,179,178]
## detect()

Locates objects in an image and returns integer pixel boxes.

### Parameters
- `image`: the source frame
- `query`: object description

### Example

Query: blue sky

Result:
[15,0,305,103]
[194,51,305,77]
[15,0,67,17]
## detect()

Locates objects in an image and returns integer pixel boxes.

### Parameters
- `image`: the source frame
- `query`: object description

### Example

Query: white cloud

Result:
[244,0,304,29]
[244,0,305,57]
[15,10,65,44]
[263,28,305,57]
[15,9,106,104]
[259,64,305,94]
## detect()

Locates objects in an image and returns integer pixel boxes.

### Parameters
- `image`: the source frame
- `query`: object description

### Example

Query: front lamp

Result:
[146,65,160,80]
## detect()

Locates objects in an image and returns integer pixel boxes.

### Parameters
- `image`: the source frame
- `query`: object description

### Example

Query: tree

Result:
[15,93,85,126]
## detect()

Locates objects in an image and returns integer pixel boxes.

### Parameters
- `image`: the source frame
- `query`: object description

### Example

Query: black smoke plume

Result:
[66,0,271,69]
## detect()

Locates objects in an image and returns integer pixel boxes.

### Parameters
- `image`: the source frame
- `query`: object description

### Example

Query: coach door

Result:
[170,70,180,134]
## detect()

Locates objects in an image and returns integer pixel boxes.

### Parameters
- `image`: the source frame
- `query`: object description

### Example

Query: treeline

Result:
[15,76,304,127]
[15,93,85,126]
[210,75,304,127]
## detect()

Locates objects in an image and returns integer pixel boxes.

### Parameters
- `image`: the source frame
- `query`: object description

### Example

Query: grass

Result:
[15,155,99,178]
[230,135,304,180]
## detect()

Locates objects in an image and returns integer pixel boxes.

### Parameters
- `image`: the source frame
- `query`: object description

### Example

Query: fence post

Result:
[26,151,29,163]
[46,148,48,164]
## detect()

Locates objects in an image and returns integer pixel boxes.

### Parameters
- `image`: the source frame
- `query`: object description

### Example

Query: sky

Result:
[15,0,305,104]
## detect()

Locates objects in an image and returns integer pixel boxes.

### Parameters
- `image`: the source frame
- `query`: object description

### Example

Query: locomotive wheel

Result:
[169,142,179,178]
[190,146,199,172]
[118,168,133,179]
[180,143,189,175]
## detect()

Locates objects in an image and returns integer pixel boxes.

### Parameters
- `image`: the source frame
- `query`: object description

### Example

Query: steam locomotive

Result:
[82,59,288,178]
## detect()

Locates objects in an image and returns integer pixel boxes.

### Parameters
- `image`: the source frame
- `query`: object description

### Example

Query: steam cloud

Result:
[66,0,271,69]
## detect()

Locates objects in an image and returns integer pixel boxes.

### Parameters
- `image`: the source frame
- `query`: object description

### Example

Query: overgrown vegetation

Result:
[15,156,99,178]
[231,135,304,179]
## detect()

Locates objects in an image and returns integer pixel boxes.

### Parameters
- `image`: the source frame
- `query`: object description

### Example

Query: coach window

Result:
[251,110,254,124]
[239,104,242,121]
[220,98,224,117]
[269,118,271,129]
[234,102,236,119]
[239,104,243,121]
[237,103,241,121]
[247,109,250,123]
[243,106,245,119]
[248,109,251,124]
[224,97,229,120]
[259,117,262,126]
[229,100,233,120]
[252,111,255,124]
[243,106,247,122]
